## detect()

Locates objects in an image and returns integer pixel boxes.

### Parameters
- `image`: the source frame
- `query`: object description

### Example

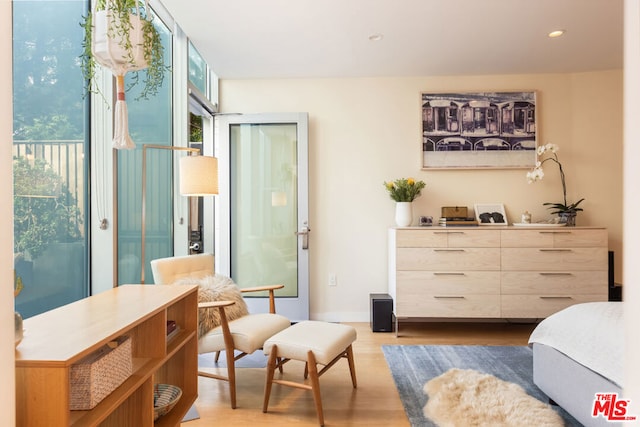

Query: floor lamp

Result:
[140,144,218,283]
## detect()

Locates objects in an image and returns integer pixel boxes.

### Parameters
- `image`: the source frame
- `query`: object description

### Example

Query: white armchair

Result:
[150,253,290,409]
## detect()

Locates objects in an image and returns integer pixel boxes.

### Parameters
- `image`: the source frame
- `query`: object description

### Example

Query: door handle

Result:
[295,225,311,249]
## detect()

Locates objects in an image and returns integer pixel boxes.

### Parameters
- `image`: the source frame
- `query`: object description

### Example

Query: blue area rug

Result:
[382,345,582,427]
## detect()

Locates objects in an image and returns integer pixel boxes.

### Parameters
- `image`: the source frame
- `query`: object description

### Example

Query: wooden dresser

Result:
[388,226,608,333]
[15,284,198,427]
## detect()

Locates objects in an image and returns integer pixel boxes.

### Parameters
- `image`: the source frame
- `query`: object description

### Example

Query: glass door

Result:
[217,113,309,321]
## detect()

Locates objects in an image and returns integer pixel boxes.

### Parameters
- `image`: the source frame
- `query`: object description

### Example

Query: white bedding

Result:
[528,302,624,387]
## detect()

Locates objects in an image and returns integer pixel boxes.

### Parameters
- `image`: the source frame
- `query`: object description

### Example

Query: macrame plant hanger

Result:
[91,0,150,149]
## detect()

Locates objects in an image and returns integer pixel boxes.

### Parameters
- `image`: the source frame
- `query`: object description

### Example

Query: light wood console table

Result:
[15,284,198,426]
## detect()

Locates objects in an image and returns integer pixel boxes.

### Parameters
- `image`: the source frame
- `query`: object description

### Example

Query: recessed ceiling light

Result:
[548,30,566,38]
[368,33,384,41]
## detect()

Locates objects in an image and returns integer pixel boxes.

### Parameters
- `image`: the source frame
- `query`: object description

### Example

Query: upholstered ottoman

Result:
[262,321,357,426]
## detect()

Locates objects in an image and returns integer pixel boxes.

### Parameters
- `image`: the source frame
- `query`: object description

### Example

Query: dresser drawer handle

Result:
[538,231,572,234]
[433,272,466,276]
[433,296,465,299]
[539,296,573,299]
[539,249,572,252]
[434,231,465,235]
[539,272,573,276]
[434,249,466,252]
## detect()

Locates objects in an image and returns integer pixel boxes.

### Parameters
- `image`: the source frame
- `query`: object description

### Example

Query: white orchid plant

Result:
[526,143,585,214]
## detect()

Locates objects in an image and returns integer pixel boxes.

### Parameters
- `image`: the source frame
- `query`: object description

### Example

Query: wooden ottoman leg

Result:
[346,344,357,388]
[307,350,325,426]
[263,345,279,413]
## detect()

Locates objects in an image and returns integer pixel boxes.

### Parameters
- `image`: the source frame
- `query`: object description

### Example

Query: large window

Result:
[188,41,207,96]
[12,0,215,304]
[12,0,90,318]
[117,14,173,285]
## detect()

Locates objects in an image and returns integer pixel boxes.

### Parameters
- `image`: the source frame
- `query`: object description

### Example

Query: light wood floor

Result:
[181,321,537,427]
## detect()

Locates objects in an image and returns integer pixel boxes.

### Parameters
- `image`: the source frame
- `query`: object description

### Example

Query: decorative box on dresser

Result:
[15,284,198,427]
[388,226,608,335]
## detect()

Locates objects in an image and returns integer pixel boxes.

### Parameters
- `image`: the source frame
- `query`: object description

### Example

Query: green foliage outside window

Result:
[13,156,82,260]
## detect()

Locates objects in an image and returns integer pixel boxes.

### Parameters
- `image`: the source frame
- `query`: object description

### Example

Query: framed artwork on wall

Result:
[421,91,537,169]
[474,203,508,225]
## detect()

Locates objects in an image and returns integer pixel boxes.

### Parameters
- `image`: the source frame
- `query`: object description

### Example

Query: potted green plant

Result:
[383,178,427,227]
[526,143,584,226]
[542,199,585,226]
[80,0,166,148]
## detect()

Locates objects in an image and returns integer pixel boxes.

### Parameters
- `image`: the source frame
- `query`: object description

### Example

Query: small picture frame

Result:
[419,215,433,226]
[474,203,508,225]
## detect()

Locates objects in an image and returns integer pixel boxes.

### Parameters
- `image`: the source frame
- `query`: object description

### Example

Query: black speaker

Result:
[608,251,614,288]
[609,251,623,301]
[370,293,393,332]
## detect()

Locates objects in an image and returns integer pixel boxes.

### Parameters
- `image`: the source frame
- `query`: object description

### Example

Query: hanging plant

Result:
[80,0,167,149]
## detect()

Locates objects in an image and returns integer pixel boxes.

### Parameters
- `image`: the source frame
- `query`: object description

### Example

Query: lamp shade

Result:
[271,191,287,206]
[179,155,218,195]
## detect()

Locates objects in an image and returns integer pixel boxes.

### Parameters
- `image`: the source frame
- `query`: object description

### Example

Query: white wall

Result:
[220,71,623,321]
[624,0,640,414]
[1,0,16,424]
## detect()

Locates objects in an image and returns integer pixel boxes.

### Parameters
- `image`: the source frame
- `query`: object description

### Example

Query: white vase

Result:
[395,202,413,227]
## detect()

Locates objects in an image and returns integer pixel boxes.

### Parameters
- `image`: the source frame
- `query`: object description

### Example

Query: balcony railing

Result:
[12,139,87,318]
[13,139,85,226]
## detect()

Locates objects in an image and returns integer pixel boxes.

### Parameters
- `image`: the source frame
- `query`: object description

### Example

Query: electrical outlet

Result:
[329,273,337,287]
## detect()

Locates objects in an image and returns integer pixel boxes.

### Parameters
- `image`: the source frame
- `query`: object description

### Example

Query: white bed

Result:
[529,302,624,427]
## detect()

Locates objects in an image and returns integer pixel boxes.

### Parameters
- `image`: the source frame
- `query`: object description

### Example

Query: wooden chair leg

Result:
[306,350,324,426]
[227,352,237,409]
[346,345,357,388]
[263,345,279,413]
[217,307,237,409]
[214,351,221,363]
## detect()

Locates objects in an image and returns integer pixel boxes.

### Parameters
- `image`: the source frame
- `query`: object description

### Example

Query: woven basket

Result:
[154,384,182,420]
[69,335,132,410]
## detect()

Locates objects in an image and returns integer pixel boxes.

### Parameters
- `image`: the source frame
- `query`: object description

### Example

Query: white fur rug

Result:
[423,368,564,427]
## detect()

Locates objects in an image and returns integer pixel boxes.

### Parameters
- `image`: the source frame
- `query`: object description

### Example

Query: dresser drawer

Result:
[501,271,608,294]
[501,295,607,318]
[398,247,501,271]
[397,294,501,318]
[396,229,447,247]
[501,229,607,248]
[553,229,608,248]
[501,247,607,271]
[397,271,500,295]
[444,229,500,247]
[501,230,553,247]
[396,229,500,248]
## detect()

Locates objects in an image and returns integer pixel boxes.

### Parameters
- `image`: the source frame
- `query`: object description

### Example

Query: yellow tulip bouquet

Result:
[383,178,426,202]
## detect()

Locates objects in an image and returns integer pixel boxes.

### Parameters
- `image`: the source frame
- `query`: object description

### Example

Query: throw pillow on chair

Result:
[174,274,249,338]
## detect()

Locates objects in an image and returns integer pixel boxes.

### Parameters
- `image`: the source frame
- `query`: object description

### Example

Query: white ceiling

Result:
[158,0,623,80]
